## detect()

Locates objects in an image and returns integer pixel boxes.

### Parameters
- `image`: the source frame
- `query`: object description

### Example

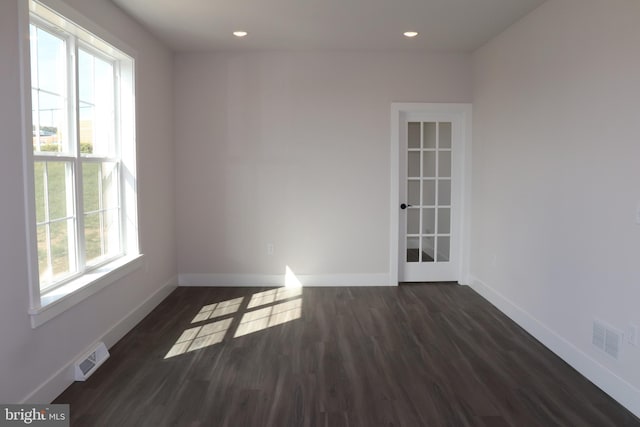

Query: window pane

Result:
[408,151,420,178]
[83,161,121,265]
[47,162,72,220]
[407,180,420,206]
[36,224,49,283]
[78,49,95,155]
[36,91,66,152]
[423,151,436,178]
[31,26,68,154]
[438,179,451,206]
[439,151,451,178]
[438,208,451,234]
[439,122,452,149]
[84,212,101,264]
[83,162,100,213]
[103,209,121,257]
[423,122,436,149]
[422,237,435,262]
[422,180,436,206]
[49,219,74,279]
[35,27,65,95]
[79,50,115,157]
[102,162,119,210]
[79,102,94,154]
[407,208,419,235]
[422,208,435,235]
[407,122,420,149]
[34,162,46,223]
[437,237,450,262]
[78,50,94,103]
[35,161,77,289]
[83,162,119,213]
[407,237,419,263]
[95,56,114,94]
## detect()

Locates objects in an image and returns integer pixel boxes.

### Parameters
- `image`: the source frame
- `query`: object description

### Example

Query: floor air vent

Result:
[74,342,110,381]
[592,320,621,360]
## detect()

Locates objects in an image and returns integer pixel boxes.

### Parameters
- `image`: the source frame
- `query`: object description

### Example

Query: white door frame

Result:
[389,103,472,285]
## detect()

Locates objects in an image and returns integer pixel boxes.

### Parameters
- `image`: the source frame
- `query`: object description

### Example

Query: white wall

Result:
[0,0,176,403]
[174,51,471,284]
[471,0,640,416]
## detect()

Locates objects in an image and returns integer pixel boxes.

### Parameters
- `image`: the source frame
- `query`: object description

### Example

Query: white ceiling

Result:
[111,0,546,52]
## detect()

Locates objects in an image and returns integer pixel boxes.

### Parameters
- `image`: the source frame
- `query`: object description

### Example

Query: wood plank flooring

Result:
[54,284,640,426]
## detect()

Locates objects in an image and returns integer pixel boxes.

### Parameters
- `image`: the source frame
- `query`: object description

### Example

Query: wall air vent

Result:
[74,342,110,381]
[592,320,622,360]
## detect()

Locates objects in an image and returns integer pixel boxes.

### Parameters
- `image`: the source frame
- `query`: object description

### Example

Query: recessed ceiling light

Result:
[233,31,248,37]
[403,31,419,38]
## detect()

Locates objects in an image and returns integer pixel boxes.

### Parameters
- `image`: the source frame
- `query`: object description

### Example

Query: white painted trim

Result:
[390,103,472,285]
[21,276,177,404]
[179,273,391,287]
[468,275,640,419]
[18,0,42,313]
[29,255,145,328]
[33,0,138,58]
[100,277,177,348]
[458,106,472,285]
[389,105,400,286]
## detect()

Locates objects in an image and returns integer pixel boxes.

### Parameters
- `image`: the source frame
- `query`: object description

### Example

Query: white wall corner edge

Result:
[178,273,392,287]
[467,275,640,419]
[20,276,178,404]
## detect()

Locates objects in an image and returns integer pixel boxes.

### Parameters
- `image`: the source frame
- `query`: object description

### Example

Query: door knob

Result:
[400,203,412,210]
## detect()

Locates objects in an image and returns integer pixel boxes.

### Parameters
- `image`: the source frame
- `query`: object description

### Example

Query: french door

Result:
[392,104,470,283]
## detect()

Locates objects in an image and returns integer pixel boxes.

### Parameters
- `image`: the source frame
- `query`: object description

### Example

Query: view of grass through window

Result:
[34,158,118,288]
[34,161,72,282]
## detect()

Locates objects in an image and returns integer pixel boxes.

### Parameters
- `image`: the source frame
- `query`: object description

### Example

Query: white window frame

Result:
[19,0,142,328]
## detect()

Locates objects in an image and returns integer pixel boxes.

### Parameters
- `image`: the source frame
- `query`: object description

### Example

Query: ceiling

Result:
[111,0,546,52]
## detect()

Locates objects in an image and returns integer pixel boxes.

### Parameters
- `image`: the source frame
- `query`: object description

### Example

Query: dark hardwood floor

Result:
[54,284,640,426]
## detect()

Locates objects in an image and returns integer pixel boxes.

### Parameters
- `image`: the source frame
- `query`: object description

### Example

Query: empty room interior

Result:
[1,0,640,425]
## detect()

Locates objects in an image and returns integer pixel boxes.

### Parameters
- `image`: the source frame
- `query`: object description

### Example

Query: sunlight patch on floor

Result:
[191,296,243,323]
[234,298,302,338]
[165,266,304,358]
[248,287,302,309]
[164,317,233,358]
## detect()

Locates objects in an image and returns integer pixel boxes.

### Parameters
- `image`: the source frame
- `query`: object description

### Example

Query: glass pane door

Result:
[406,121,452,264]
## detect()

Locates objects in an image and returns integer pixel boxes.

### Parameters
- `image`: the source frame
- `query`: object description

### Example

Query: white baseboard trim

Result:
[21,276,178,404]
[467,275,640,419]
[178,273,392,287]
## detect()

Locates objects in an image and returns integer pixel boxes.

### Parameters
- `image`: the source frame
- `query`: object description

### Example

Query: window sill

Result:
[29,254,144,328]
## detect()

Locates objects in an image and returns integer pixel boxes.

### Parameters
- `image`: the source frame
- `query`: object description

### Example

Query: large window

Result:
[24,0,139,326]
